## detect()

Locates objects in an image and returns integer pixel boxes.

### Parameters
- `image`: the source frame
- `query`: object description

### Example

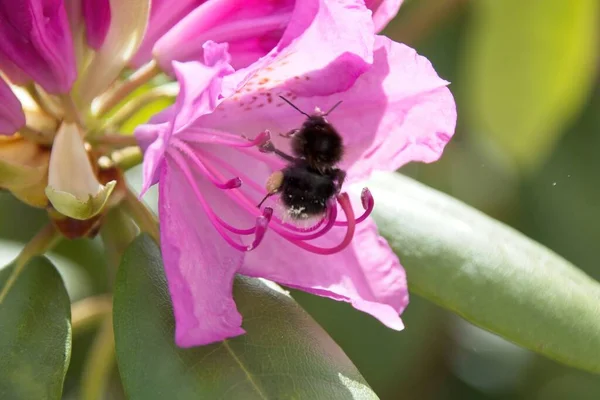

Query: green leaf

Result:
[0,257,72,399]
[114,234,377,400]
[368,172,600,374]
[462,0,599,170]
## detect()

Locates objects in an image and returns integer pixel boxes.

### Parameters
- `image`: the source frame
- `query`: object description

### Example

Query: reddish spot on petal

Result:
[258,104,265,108]
[259,78,270,85]
[304,76,310,80]
[267,97,273,103]
[294,76,300,80]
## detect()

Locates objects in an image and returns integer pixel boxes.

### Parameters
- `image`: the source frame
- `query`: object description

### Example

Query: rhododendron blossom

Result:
[136,0,456,347]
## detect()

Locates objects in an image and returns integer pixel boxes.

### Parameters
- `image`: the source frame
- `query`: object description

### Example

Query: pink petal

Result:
[197,0,376,136]
[153,0,294,73]
[0,49,32,86]
[221,0,374,99]
[82,0,111,49]
[135,41,233,195]
[202,35,455,186]
[365,0,403,32]
[0,0,76,94]
[170,42,234,132]
[342,36,457,183]
[136,121,168,196]
[0,77,25,135]
[159,158,245,347]
[241,208,408,330]
[129,0,207,67]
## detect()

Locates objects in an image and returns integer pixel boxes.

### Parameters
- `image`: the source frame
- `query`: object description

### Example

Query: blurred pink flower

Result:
[0,77,25,135]
[136,0,456,347]
[132,0,403,71]
[0,0,76,93]
[82,0,111,49]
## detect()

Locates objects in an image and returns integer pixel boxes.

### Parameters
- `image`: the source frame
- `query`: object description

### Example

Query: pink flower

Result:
[132,0,404,71]
[0,77,25,135]
[82,0,111,50]
[0,0,76,94]
[136,0,456,347]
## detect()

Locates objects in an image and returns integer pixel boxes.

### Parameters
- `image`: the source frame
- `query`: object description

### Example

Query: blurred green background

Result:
[1,0,599,398]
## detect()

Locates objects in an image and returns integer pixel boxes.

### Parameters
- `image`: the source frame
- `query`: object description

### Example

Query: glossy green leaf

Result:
[114,234,377,400]
[368,172,600,374]
[0,257,72,399]
[462,0,599,170]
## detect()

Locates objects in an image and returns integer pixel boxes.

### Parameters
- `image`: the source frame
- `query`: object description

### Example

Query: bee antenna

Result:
[324,100,343,116]
[278,95,310,117]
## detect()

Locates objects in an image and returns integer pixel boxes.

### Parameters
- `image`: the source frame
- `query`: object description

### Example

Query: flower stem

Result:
[101,82,178,130]
[58,93,84,126]
[26,85,62,120]
[80,315,115,400]
[0,223,62,305]
[111,147,143,170]
[122,186,160,243]
[92,60,161,118]
[71,294,113,335]
[88,134,139,148]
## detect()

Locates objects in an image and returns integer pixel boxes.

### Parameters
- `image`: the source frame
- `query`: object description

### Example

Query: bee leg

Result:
[333,169,347,193]
[257,193,273,208]
[279,129,300,138]
[258,170,285,208]
[258,140,298,163]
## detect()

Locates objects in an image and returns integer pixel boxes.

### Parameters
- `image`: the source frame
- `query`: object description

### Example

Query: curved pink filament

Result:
[185,148,356,252]
[334,187,374,226]
[168,149,271,251]
[197,148,329,233]
[286,193,357,255]
[172,139,241,190]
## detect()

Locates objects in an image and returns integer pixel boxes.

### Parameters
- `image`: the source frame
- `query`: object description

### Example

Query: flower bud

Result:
[46,122,115,220]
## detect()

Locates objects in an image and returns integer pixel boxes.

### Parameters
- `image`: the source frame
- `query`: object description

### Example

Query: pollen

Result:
[266,171,284,194]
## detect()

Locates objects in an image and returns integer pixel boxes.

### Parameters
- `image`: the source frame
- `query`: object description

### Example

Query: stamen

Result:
[286,193,356,255]
[199,149,330,233]
[275,201,338,241]
[177,141,359,253]
[334,187,374,226]
[169,150,271,251]
[172,139,241,190]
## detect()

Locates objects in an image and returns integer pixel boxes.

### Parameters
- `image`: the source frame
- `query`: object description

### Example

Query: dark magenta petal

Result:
[153,0,294,72]
[0,76,25,135]
[82,0,111,49]
[0,0,76,93]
